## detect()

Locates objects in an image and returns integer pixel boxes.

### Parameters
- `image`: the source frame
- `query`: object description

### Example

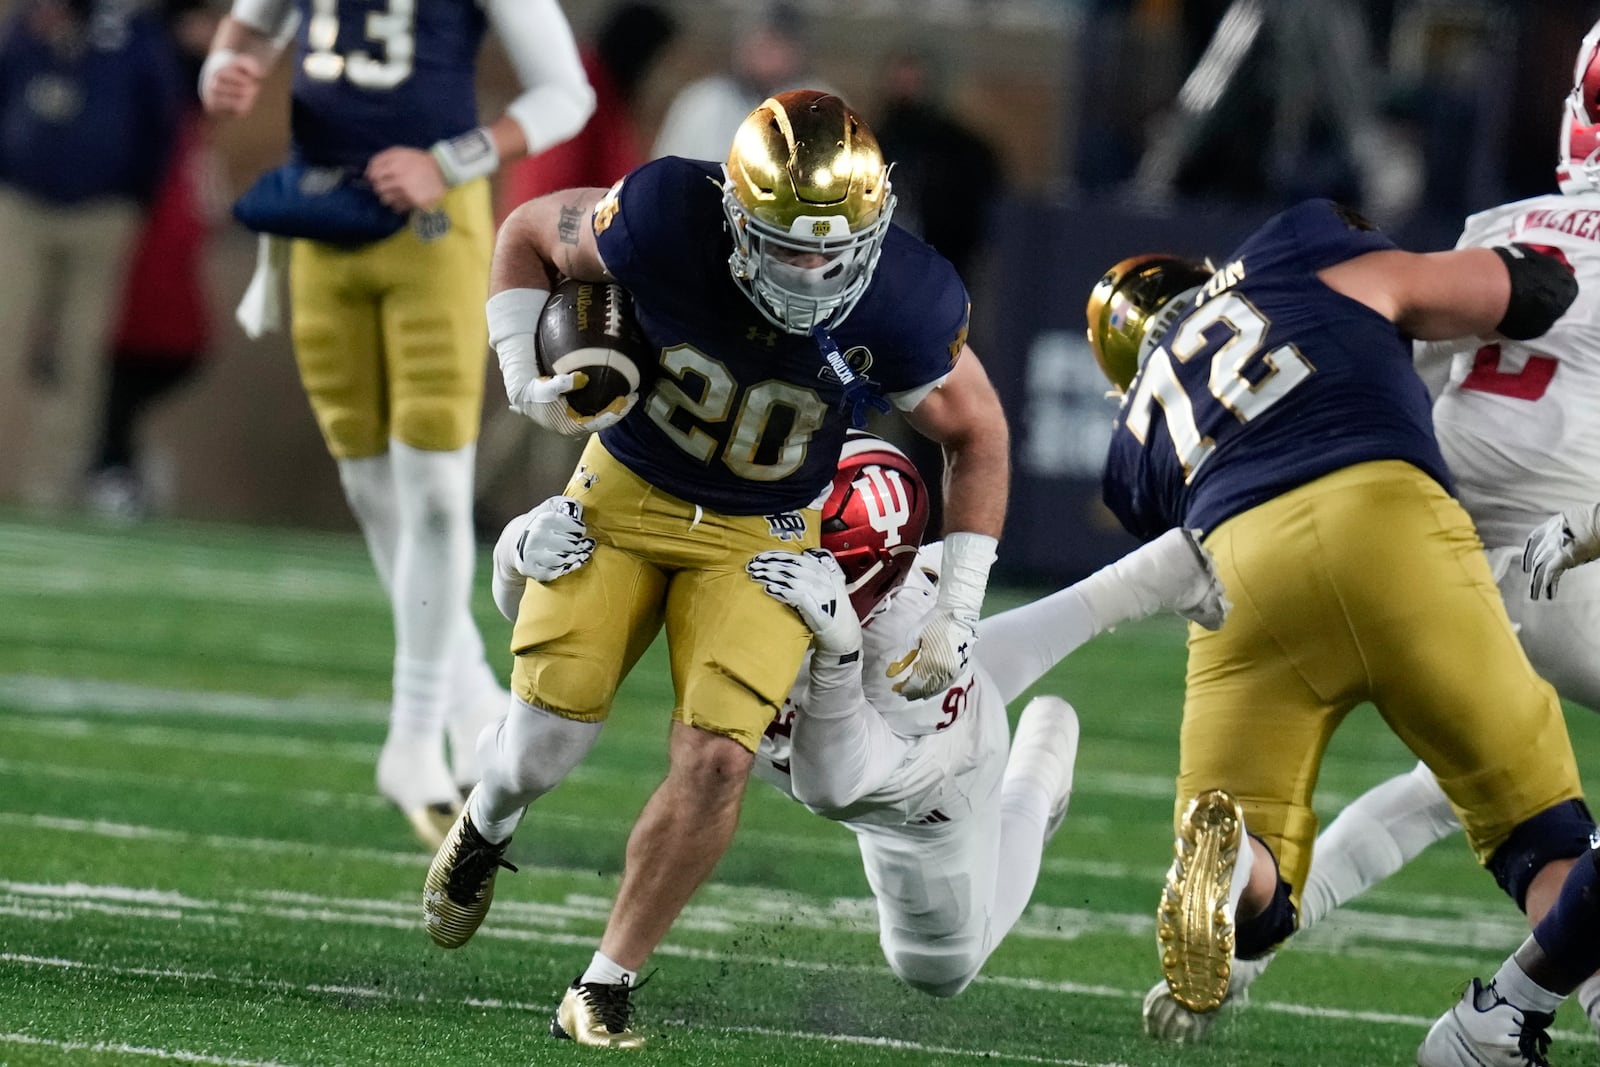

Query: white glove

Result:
[487,288,636,437]
[1524,503,1600,600]
[747,549,862,658]
[491,496,593,621]
[889,532,996,699]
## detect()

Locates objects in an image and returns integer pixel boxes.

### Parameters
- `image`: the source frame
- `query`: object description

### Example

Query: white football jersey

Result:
[752,547,1002,827]
[1427,191,1600,547]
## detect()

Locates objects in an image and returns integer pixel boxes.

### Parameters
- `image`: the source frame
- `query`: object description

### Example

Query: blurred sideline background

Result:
[0,0,1594,583]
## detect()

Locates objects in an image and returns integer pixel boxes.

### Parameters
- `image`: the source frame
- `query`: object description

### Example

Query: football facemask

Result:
[1558,20,1600,195]
[1084,254,1213,393]
[821,430,930,618]
[722,90,895,334]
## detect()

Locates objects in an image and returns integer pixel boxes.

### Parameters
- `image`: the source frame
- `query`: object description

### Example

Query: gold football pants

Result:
[510,436,818,751]
[1179,460,1582,907]
[289,180,492,458]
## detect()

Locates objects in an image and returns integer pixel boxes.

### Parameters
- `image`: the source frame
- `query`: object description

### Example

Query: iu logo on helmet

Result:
[855,467,913,547]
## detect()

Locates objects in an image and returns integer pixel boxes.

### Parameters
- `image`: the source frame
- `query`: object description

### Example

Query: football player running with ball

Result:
[424,92,1010,1047]
[488,431,1227,1010]
[199,0,595,847]
[1087,198,1600,1067]
[1145,18,1600,1058]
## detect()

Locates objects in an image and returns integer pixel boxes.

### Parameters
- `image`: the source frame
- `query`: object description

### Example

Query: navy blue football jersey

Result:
[1102,199,1454,540]
[288,0,485,169]
[592,157,968,515]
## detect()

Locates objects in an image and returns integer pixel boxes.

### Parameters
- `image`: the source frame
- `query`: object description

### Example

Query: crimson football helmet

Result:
[1559,20,1600,194]
[820,431,930,617]
[722,90,896,334]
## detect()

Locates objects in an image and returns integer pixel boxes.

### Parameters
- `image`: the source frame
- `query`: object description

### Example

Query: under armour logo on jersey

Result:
[765,511,807,542]
[746,325,779,347]
[854,467,914,547]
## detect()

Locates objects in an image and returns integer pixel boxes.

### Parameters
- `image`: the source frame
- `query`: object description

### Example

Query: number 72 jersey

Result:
[1102,199,1455,542]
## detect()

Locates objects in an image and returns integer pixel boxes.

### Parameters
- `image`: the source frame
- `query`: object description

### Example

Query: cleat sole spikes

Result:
[1158,788,1242,1014]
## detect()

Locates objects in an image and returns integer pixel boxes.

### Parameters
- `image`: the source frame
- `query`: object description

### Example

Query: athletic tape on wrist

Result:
[432,126,500,187]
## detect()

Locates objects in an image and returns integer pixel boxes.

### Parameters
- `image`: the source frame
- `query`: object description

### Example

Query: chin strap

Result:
[813,326,890,429]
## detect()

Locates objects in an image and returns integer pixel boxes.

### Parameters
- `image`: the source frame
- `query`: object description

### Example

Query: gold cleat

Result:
[421,795,517,949]
[551,976,647,1050]
[1157,788,1244,1014]
[404,800,461,852]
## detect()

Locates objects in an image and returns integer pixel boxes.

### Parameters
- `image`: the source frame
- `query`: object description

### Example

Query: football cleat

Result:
[1417,979,1554,1067]
[1158,789,1244,1014]
[421,794,517,949]
[551,975,647,1049]
[377,736,462,851]
[1004,696,1080,842]
[1142,952,1272,1042]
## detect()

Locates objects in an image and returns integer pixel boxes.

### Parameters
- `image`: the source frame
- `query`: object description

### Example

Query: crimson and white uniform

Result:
[1421,193,1600,710]
[753,550,1033,997]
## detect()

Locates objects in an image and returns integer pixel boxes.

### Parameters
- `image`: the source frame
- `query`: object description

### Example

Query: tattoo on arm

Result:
[557,203,584,246]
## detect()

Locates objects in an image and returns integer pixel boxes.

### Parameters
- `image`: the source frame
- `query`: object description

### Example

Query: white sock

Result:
[581,950,638,987]
[1299,761,1459,929]
[337,453,399,594]
[471,696,602,843]
[1576,972,1600,1025]
[1488,957,1563,1016]
[384,441,477,747]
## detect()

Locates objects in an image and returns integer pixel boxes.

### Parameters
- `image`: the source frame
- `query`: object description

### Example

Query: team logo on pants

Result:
[766,512,808,542]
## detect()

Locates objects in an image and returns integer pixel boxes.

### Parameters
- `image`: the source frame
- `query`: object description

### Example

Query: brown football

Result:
[535,278,654,418]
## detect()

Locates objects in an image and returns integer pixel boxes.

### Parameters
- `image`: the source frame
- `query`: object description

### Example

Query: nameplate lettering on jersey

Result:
[1195,259,1247,306]
[1520,207,1600,243]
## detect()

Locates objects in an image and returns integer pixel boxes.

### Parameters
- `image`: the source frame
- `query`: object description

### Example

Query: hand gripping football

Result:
[535,278,654,418]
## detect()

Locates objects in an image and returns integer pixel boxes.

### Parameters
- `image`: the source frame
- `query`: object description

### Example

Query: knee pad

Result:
[1236,869,1297,960]
[392,395,478,453]
[1488,798,1596,912]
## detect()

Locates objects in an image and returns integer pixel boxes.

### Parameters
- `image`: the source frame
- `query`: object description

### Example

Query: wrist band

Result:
[431,126,500,187]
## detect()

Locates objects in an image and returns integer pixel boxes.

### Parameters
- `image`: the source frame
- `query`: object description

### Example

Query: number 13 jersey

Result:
[1102,199,1454,541]
[1429,193,1600,549]
[288,0,486,169]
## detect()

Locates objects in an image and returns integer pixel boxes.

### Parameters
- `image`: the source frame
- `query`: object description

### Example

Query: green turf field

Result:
[2,512,1597,1067]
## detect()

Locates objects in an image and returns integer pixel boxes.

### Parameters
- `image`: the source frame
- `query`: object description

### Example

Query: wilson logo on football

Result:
[856,467,913,547]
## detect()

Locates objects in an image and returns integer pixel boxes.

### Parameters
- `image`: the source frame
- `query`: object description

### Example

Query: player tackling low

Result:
[468,431,1226,1038]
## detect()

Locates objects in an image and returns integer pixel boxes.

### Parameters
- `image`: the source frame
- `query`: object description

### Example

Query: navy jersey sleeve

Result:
[1235,199,1397,276]
[593,157,726,317]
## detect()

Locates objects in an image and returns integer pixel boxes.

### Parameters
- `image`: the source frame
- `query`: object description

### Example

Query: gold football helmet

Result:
[722,90,895,334]
[1085,254,1213,392]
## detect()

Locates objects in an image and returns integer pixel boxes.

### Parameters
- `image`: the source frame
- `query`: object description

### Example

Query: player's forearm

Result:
[790,677,905,811]
[490,202,561,296]
[938,429,1009,539]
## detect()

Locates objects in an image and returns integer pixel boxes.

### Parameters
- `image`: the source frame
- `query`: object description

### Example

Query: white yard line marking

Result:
[0,675,387,723]
[6,948,1586,1049]
[0,1032,315,1067]
[0,811,1527,949]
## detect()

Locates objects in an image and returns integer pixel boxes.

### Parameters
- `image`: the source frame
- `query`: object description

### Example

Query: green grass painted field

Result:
[2,512,1598,1067]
